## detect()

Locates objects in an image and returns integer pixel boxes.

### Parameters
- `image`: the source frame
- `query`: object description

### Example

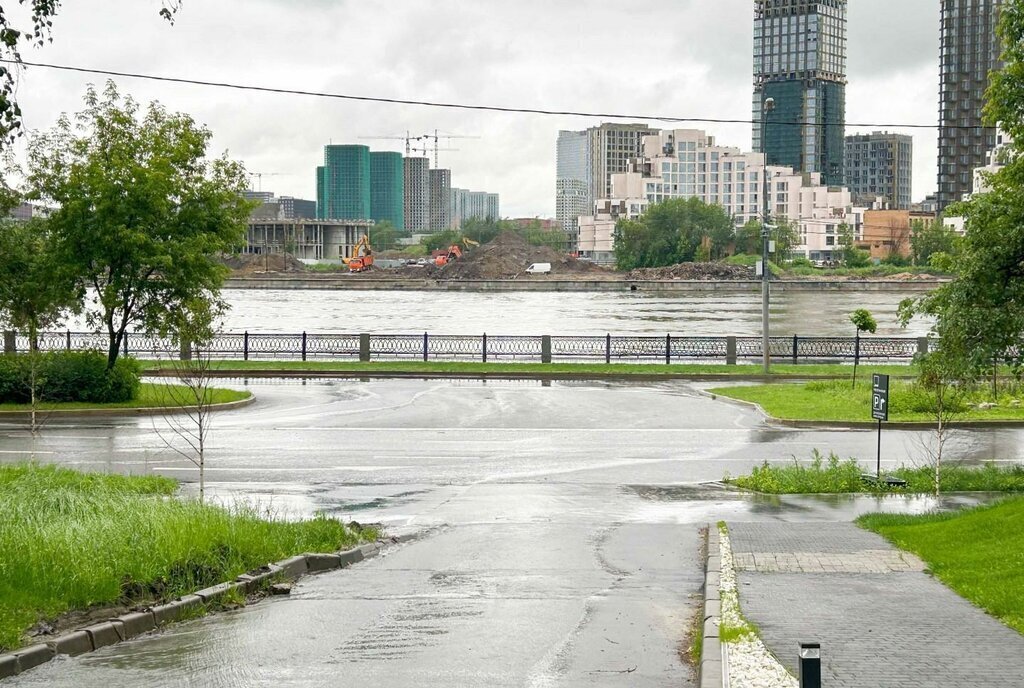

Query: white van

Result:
[525,262,552,274]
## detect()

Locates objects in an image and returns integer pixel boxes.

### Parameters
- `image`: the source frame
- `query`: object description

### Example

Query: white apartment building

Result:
[576,129,863,262]
[451,188,500,228]
[946,128,1014,235]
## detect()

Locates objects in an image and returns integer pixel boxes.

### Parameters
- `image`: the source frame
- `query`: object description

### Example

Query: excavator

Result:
[343,234,374,272]
[434,237,479,267]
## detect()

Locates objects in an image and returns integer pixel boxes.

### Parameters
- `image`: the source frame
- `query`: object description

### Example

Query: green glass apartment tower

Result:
[937,0,1004,211]
[369,151,406,230]
[317,145,371,220]
[753,0,847,186]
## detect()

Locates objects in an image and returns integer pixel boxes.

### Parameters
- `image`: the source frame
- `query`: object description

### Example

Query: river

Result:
[205,288,933,336]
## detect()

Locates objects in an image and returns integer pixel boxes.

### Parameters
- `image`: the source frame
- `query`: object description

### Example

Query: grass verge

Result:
[0,383,250,412]
[142,359,918,378]
[710,378,1024,423]
[726,452,1024,494]
[859,498,1024,633]
[0,463,373,652]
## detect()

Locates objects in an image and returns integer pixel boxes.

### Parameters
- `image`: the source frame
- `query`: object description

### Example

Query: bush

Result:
[0,352,141,404]
[789,256,814,268]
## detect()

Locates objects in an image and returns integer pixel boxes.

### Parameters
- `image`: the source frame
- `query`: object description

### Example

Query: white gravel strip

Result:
[718,524,797,688]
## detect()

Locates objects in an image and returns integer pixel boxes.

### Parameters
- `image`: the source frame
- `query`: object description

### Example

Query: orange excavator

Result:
[434,237,479,267]
[344,235,374,272]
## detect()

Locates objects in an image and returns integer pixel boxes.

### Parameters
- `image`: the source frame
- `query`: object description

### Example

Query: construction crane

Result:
[248,172,288,192]
[409,145,459,159]
[420,130,480,167]
[358,132,423,156]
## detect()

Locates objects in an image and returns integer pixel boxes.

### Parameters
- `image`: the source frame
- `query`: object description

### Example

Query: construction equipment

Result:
[434,238,479,267]
[344,235,374,272]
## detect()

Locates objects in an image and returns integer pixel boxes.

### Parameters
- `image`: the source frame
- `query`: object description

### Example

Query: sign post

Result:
[871,374,890,478]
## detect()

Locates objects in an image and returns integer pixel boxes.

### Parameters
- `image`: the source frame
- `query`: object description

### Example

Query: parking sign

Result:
[872,374,889,422]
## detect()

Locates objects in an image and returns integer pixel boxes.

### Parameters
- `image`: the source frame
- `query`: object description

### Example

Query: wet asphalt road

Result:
[2,378,1021,687]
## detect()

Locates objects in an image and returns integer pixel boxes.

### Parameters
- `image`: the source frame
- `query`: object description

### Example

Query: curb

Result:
[0,394,255,421]
[700,525,723,688]
[0,536,402,680]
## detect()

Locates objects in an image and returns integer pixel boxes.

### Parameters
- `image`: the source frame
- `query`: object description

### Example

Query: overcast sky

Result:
[8,0,940,217]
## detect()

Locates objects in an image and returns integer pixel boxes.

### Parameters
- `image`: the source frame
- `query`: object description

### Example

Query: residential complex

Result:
[937,0,1004,210]
[753,0,847,186]
[577,128,863,264]
[429,169,453,231]
[369,151,406,229]
[403,157,430,232]
[844,132,913,209]
[451,188,500,228]
[973,128,1013,195]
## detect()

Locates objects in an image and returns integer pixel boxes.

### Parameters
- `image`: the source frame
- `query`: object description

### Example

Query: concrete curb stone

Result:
[0,538,397,680]
[700,524,724,688]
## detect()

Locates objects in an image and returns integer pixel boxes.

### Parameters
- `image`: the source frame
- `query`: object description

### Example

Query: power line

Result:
[0,58,984,132]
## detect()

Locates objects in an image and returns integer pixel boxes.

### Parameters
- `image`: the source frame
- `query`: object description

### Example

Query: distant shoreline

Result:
[224,275,947,293]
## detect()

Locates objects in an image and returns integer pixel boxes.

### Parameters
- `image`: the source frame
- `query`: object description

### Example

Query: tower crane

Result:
[248,172,288,192]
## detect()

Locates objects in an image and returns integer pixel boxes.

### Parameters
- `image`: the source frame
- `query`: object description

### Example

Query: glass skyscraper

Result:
[369,151,405,229]
[753,0,847,187]
[317,145,371,221]
[937,0,1004,211]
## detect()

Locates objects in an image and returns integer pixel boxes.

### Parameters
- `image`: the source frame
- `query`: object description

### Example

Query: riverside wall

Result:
[224,277,945,293]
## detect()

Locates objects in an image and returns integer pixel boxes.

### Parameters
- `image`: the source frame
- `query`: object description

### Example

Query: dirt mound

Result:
[400,231,612,280]
[223,253,307,275]
[626,262,754,281]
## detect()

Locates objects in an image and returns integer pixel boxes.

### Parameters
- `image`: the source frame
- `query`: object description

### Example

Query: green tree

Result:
[369,220,399,252]
[614,197,734,271]
[849,309,877,389]
[909,218,957,267]
[0,2,181,145]
[25,82,250,369]
[837,223,871,267]
[900,1,1024,381]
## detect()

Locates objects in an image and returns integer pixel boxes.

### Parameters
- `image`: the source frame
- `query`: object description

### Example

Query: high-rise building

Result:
[278,196,317,220]
[588,123,658,201]
[369,151,405,229]
[404,157,430,232]
[451,188,500,228]
[556,130,593,235]
[844,132,914,209]
[317,145,371,220]
[428,169,453,230]
[753,0,847,186]
[937,0,1004,210]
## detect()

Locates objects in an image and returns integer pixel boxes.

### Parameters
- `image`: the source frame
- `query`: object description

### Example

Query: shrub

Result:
[0,352,142,404]
[789,256,814,268]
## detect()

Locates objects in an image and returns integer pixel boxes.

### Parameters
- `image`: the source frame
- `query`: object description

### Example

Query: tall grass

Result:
[727,451,1024,494]
[0,463,370,651]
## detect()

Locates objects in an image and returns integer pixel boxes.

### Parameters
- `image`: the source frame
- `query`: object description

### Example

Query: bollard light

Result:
[799,642,821,688]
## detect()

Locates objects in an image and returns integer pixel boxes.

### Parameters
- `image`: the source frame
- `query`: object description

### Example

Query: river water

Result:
[206,288,933,337]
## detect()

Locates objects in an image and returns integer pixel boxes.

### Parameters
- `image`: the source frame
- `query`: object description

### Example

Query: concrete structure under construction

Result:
[938,0,1004,210]
[753,0,847,186]
[369,151,406,230]
[404,157,430,232]
[317,145,371,221]
[844,132,913,210]
[578,128,864,263]
[451,188,500,228]
[429,169,453,231]
[244,219,374,263]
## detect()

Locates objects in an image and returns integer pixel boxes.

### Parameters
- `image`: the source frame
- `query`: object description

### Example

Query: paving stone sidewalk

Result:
[728,522,1024,688]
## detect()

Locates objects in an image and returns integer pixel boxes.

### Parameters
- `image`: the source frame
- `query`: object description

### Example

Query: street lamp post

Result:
[761,96,775,374]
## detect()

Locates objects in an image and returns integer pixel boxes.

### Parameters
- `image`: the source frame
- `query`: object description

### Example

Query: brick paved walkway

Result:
[728,522,1024,688]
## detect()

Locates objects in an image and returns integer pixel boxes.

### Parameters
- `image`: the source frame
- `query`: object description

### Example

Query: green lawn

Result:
[142,359,918,378]
[0,383,250,412]
[727,453,1024,494]
[860,499,1024,634]
[710,379,1024,423]
[0,463,375,651]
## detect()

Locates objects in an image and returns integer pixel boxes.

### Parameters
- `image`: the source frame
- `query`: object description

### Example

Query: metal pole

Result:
[798,643,822,688]
[876,419,883,478]
[761,97,775,374]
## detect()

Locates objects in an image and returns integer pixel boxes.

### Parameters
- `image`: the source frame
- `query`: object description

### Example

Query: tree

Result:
[369,220,399,252]
[614,197,734,271]
[849,309,877,389]
[909,218,957,267]
[0,2,181,145]
[25,82,251,370]
[914,350,971,496]
[837,223,871,267]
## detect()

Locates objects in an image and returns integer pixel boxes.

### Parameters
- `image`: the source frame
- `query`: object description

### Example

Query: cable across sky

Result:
[0,58,987,132]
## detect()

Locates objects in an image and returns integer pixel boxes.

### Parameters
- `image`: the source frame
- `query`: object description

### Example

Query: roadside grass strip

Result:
[711,378,1024,423]
[142,360,918,378]
[726,452,1024,494]
[0,383,250,412]
[859,498,1024,634]
[0,463,372,652]
[717,523,797,688]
